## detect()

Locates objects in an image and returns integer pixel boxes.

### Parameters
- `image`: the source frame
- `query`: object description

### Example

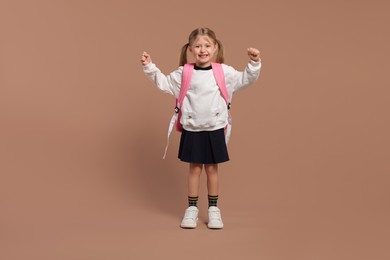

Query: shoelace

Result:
[209,210,221,220]
[184,209,198,219]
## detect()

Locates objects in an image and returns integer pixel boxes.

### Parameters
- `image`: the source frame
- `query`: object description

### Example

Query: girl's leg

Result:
[188,163,203,197]
[205,164,219,196]
[205,163,223,229]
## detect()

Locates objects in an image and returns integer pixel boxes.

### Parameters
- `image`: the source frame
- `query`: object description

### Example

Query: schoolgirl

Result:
[140,27,261,229]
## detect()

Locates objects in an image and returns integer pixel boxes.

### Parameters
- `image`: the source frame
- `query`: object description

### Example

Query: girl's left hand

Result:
[247,47,261,62]
[140,51,152,66]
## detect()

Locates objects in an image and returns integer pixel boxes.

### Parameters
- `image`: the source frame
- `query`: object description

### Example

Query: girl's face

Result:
[189,35,217,67]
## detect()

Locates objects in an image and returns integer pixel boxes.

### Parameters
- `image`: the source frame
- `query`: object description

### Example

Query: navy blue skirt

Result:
[178,128,230,164]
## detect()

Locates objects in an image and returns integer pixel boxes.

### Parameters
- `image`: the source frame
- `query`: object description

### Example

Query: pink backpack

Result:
[163,62,232,159]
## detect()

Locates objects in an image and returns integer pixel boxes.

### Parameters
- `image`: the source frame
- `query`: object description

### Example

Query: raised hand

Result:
[140,51,152,66]
[247,47,261,62]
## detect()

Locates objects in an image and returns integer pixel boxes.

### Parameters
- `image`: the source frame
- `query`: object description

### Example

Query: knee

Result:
[205,164,218,175]
[190,163,203,174]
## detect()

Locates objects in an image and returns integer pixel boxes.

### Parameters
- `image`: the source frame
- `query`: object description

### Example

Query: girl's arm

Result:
[140,51,182,97]
[225,47,262,93]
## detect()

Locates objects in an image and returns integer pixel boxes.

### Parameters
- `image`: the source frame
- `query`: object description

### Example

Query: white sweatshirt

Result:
[143,60,261,132]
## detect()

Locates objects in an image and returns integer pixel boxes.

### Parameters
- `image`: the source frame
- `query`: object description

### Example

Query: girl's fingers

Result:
[141,51,149,59]
[248,48,259,56]
[248,48,260,58]
[247,48,260,62]
[140,51,151,65]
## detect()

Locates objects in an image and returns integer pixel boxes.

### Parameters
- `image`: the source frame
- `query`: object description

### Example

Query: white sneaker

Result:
[180,206,199,228]
[208,206,224,229]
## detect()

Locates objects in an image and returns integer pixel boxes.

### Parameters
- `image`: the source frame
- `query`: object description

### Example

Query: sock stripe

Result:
[208,195,219,207]
[188,196,199,207]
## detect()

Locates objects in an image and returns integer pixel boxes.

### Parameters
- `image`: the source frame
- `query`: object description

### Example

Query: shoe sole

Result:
[180,225,197,229]
[207,224,224,229]
[180,218,198,229]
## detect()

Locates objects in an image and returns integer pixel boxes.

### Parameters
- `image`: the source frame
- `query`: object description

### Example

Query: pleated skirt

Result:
[178,128,230,164]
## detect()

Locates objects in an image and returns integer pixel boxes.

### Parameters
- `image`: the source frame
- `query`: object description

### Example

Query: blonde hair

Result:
[179,27,224,66]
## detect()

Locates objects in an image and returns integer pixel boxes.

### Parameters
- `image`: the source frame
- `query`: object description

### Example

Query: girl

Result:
[140,27,261,229]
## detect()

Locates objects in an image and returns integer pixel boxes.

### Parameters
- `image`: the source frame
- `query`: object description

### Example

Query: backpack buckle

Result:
[227,102,231,110]
[174,106,180,113]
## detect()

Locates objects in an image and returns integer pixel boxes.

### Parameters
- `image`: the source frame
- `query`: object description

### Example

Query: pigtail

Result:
[179,43,189,66]
[215,39,225,64]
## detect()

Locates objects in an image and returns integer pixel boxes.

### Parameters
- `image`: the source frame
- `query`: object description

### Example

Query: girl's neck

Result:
[194,64,212,70]
[195,62,212,68]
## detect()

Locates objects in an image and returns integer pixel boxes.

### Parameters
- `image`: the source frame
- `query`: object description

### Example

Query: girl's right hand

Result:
[247,47,261,62]
[140,51,152,66]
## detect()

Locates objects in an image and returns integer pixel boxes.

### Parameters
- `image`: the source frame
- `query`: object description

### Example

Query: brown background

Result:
[1,0,389,259]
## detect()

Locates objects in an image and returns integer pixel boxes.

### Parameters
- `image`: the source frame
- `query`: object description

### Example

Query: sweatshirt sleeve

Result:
[224,60,261,93]
[142,63,183,98]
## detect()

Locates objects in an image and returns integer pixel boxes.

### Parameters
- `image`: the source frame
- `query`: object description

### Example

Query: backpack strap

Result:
[163,63,194,159]
[211,63,230,105]
[211,63,232,144]
[175,63,194,131]
[178,63,194,110]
